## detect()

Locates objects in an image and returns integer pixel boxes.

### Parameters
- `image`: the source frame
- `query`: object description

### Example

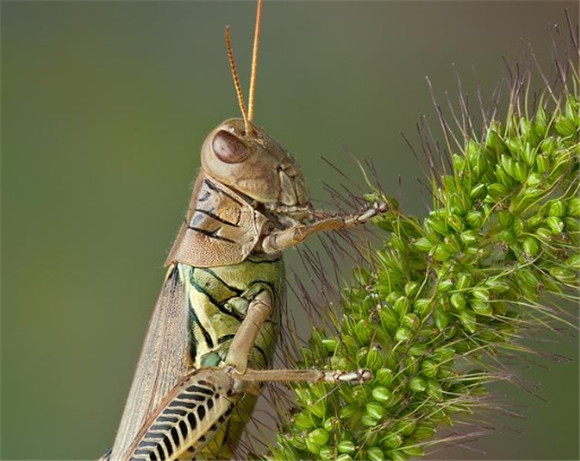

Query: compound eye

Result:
[212,130,249,164]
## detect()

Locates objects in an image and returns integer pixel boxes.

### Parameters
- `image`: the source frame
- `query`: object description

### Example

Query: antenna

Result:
[225,0,264,134]
[225,26,250,134]
[248,0,263,122]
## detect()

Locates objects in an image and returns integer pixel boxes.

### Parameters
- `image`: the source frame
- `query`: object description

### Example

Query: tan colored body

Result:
[102,118,385,460]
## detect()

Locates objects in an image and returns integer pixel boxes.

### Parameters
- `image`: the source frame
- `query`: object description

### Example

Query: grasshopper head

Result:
[201,118,311,217]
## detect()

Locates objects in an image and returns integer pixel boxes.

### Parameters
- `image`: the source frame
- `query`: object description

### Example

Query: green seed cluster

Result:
[271,92,579,460]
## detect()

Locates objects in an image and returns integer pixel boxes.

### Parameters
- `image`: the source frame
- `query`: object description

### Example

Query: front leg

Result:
[261,201,389,253]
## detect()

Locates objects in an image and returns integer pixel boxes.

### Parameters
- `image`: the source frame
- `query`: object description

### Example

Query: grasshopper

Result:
[101,1,386,459]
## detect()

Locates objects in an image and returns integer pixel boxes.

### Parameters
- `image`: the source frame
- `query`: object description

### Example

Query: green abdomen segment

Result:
[178,256,284,458]
[126,372,239,461]
[179,256,283,371]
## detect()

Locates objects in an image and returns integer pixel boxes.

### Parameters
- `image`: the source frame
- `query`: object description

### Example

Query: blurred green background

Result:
[2,1,578,459]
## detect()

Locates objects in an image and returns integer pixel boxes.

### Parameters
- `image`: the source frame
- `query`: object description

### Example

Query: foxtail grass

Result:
[270,13,579,461]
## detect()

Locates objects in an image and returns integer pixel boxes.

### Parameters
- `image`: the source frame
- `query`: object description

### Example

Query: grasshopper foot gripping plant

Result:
[100,2,388,460]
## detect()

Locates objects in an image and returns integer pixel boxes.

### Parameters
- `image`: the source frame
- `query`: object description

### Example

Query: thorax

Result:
[177,254,284,370]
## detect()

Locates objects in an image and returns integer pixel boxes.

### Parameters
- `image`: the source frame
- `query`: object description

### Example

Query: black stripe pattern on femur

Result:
[128,380,234,461]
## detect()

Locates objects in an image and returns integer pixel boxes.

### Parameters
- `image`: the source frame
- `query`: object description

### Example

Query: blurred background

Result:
[2,1,578,459]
